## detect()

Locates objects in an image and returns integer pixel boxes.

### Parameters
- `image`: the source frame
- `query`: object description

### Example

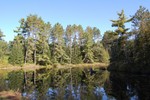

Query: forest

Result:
[0,6,150,73]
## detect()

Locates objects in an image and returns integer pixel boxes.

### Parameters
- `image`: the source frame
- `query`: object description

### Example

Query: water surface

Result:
[0,67,149,100]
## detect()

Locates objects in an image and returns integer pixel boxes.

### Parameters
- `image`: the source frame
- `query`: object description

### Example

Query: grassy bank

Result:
[56,63,108,69]
[0,90,21,100]
[0,64,46,71]
[0,63,108,71]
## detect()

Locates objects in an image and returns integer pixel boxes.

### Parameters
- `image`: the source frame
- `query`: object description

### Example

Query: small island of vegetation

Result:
[0,6,150,74]
[0,13,109,70]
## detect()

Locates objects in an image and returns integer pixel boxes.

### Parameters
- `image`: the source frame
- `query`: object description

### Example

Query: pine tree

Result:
[14,15,50,64]
[82,27,94,63]
[110,10,133,62]
[133,6,150,66]
[9,35,24,65]
[50,23,70,64]
[71,35,82,64]
[36,22,51,65]
[0,30,8,62]
[65,25,73,63]
[102,31,118,55]
[92,43,109,63]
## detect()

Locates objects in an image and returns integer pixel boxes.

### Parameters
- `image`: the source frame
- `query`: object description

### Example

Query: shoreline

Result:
[0,63,108,71]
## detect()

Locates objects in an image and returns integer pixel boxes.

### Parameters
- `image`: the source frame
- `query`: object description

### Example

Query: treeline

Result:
[0,16,109,66]
[1,6,149,72]
[103,6,150,73]
[0,31,8,63]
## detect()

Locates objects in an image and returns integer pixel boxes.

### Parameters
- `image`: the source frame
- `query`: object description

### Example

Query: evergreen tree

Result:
[71,35,82,64]
[50,23,70,64]
[9,35,24,65]
[110,10,133,62]
[77,25,84,47]
[65,25,73,63]
[93,27,101,43]
[102,31,118,55]
[36,23,51,65]
[133,6,150,66]
[14,15,50,65]
[82,27,94,63]
[0,41,7,61]
[92,43,109,63]
[0,30,7,62]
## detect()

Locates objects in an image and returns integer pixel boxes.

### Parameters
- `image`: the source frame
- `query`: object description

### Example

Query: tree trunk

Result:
[33,71,36,84]
[34,50,36,64]
[24,71,27,84]
[70,37,72,64]
[70,46,72,64]
[24,40,27,64]
[24,49,27,64]
[33,33,37,64]
[70,67,73,90]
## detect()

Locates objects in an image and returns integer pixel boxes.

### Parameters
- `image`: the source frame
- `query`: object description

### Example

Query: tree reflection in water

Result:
[0,67,108,99]
[0,67,150,100]
[104,72,150,100]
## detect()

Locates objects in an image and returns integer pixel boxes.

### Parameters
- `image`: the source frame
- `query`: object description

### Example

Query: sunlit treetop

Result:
[111,10,133,35]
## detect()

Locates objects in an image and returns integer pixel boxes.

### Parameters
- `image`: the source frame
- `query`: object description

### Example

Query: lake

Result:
[0,67,150,100]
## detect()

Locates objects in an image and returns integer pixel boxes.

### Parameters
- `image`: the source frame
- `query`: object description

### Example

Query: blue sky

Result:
[0,0,150,42]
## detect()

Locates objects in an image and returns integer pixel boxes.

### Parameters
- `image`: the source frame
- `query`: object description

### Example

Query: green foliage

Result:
[0,41,7,61]
[0,30,8,63]
[108,6,150,73]
[8,35,24,65]
[92,43,109,63]
[51,23,70,64]
[7,70,24,91]
[71,36,82,64]
[102,31,118,54]
[133,7,150,66]
[93,27,101,43]
[7,14,110,66]
[14,15,48,64]
[111,10,133,35]
[82,27,94,63]
[110,10,132,62]
[14,15,51,65]
[36,23,51,65]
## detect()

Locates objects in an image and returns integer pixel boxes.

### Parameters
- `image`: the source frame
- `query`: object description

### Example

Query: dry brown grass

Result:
[0,91,21,100]
[0,64,44,71]
[57,63,109,69]
[0,63,108,71]
[0,63,13,68]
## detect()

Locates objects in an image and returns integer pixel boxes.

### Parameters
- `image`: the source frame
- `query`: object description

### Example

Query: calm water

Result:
[0,67,150,100]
